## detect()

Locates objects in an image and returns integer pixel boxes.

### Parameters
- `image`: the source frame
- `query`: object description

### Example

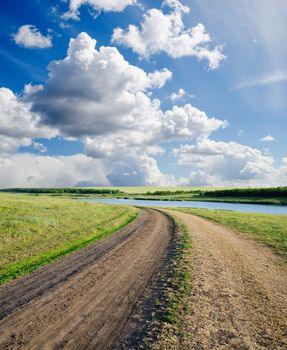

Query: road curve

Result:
[170,211,287,350]
[0,208,173,350]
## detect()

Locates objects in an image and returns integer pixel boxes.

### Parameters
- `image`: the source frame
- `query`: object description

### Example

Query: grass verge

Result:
[176,208,287,260]
[141,217,193,349]
[0,194,138,285]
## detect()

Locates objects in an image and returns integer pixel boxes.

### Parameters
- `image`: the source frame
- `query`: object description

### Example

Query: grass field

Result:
[0,194,138,285]
[175,208,287,260]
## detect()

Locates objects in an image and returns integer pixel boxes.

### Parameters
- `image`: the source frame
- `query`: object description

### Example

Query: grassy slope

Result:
[175,208,287,260]
[0,194,138,285]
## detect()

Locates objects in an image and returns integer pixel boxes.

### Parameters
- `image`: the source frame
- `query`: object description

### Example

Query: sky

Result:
[0,0,287,188]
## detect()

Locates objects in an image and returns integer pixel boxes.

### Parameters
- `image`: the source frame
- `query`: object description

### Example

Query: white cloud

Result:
[104,153,186,186]
[172,139,280,186]
[31,141,47,153]
[0,87,56,155]
[163,0,190,14]
[24,83,44,95]
[0,136,31,156]
[0,153,108,188]
[20,31,228,187]
[169,88,185,102]
[30,32,172,137]
[13,25,52,49]
[28,32,225,149]
[83,102,227,162]
[260,135,274,142]
[63,0,136,20]
[112,0,225,69]
[0,152,187,188]
[162,104,228,141]
[187,170,215,187]
[11,30,285,188]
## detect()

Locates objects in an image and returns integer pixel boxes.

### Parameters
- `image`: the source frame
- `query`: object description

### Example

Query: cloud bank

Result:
[1,30,286,188]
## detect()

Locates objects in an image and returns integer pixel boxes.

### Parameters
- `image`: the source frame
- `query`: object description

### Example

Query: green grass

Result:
[3,187,287,205]
[175,208,287,260]
[187,196,287,205]
[0,194,138,285]
[161,221,191,325]
[151,218,193,349]
[98,186,216,194]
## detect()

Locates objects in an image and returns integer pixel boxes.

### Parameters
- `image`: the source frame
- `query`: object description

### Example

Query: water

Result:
[81,198,287,215]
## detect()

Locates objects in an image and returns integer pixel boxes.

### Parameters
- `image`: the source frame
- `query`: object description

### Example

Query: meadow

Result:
[175,208,287,260]
[0,194,138,285]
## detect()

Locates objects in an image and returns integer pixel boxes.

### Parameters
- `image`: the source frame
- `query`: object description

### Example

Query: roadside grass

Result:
[0,194,138,285]
[146,219,193,349]
[176,208,287,260]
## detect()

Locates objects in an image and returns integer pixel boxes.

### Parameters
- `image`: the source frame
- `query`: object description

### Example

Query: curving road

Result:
[0,209,173,350]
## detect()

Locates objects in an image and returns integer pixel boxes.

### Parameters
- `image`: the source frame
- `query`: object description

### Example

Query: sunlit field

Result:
[0,194,138,285]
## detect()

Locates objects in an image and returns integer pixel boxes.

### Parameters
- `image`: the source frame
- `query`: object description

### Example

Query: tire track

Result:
[171,211,287,350]
[0,208,173,350]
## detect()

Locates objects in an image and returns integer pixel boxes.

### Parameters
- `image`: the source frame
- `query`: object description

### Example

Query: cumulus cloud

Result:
[162,105,228,141]
[0,87,56,155]
[0,153,108,188]
[0,30,231,188]
[169,88,185,102]
[13,25,52,49]
[4,30,263,188]
[260,135,274,142]
[112,0,225,69]
[29,32,225,150]
[0,152,184,188]
[83,102,227,161]
[172,139,280,186]
[31,141,47,153]
[30,32,172,137]
[18,31,229,186]
[104,153,186,186]
[63,0,136,20]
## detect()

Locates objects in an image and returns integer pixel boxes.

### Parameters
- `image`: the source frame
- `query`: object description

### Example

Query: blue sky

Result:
[0,0,286,187]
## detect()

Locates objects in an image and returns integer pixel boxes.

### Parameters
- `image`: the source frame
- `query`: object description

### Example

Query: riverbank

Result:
[2,186,287,206]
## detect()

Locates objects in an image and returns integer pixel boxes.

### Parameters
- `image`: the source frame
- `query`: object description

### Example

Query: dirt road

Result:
[171,211,287,350]
[0,208,173,350]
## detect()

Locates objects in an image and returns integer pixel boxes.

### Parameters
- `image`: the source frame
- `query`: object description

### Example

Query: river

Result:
[81,198,287,215]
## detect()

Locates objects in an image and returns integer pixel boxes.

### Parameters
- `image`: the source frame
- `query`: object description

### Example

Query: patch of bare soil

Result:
[0,209,173,350]
[171,211,287,350]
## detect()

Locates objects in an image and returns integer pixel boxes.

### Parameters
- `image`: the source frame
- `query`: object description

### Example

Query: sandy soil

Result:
[0,209,172,350]
[171,211,287,350]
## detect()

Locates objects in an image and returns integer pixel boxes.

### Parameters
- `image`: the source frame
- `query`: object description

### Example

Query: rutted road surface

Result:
[0,209,173,350]
[171,211,287,350]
